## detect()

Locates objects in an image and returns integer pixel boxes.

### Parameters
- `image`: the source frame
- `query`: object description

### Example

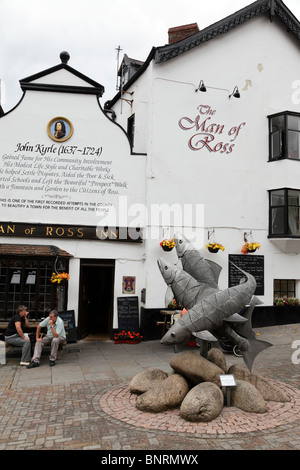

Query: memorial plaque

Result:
[229,254,264,295]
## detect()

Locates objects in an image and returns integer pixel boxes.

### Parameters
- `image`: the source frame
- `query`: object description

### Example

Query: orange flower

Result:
[50,272,70,284]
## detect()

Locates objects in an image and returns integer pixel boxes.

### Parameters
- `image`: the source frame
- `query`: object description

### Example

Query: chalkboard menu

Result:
[228,255,264,295]
[117,296,139,332]
[58,310,77,343]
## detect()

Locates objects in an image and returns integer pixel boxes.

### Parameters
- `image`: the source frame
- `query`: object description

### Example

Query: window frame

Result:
[268,111,300,162]
[0,256,68,320]
[127,113,135,148]
[274,279,296,304]
[269,187,300,238]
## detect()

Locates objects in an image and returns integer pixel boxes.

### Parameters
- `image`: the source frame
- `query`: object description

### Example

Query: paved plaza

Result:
[0,323,300,451]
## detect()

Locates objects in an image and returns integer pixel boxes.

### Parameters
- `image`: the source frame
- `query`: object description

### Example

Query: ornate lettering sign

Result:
[178,105,246,154]
[0,222,142,242]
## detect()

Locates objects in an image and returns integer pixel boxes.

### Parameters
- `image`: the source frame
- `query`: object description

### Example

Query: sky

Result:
[1,0,300,112]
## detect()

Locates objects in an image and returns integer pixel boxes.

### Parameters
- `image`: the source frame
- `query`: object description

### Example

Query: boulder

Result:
[228,364,290,402]
[170,351,224,386]
[230,380,267,413]
[207,348,227,372]
[130,368,168,394]
[180,382,224,422]
[135,374,189,412]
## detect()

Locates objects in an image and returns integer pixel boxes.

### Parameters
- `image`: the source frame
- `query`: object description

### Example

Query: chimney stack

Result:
[168,23,199,44]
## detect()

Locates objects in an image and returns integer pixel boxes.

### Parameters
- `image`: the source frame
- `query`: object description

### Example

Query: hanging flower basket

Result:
[241,242,261,254]
[208,247,219,253]
[205,242,225,253]
[160,239,175,251]
[50,272,70,284]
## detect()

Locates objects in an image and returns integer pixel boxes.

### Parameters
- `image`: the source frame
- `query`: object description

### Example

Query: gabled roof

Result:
[20,51,104,97]
[155,0,300,63]
[118,54,144,76]
[106,0,300,108]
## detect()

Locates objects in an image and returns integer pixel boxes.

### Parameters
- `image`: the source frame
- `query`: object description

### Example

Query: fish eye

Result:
[164,266,168,270]
[171,332,176,337]
[179,239,183,244]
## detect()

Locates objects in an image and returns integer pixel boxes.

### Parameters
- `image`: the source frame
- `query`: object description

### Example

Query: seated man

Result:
[5,305,31,366]
[27,310,66,368]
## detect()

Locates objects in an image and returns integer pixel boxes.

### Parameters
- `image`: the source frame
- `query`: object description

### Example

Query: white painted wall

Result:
[111,13,300,308]
[0,66,147,327]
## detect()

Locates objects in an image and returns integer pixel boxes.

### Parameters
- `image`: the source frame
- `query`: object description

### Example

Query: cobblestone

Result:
[0,324,299,451]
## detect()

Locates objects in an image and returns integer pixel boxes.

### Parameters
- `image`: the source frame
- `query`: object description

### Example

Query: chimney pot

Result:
[168,23,199,44]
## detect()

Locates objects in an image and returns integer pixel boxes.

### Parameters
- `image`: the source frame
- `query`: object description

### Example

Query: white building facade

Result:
[107,0,300,333]
[1,0,300,339]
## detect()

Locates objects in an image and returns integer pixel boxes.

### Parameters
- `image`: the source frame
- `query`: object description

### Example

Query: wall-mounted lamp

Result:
[196,81,241,99]
[208,228,215,240]
[196,80,207,92]
[244,230,253,242]
[229,86,240,99]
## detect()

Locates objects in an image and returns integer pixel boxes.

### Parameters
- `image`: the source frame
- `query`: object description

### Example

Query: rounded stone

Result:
[180,382,224,422]
[129,368,168,394]
[207,347,227,372]
[170,350,224,386]
[135,373,189,412]
[228,364,290,402]
[230,380,267,413]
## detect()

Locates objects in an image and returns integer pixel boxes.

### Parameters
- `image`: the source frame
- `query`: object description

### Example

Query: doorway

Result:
[78,259,115,340]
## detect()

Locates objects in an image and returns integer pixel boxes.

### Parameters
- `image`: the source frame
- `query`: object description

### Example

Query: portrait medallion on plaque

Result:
[47,117,73,142]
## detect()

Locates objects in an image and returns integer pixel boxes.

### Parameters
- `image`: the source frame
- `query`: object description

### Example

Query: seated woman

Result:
[5,305,31,366]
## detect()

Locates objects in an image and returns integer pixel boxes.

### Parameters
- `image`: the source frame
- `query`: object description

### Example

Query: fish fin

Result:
[242,339,273,371]
[164,286,174,308]
[205,260,222,285]
[192,330,218,342]
[224,313,248,323]
[234,297,262,339]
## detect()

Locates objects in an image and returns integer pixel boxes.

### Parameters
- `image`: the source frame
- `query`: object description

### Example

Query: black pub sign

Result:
[0,222,142,242]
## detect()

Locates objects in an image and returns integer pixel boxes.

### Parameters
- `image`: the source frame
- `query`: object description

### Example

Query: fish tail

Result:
[242,339,273,371]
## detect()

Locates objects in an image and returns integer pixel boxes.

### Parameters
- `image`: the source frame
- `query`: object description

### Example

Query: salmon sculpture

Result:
[158,233,272,371]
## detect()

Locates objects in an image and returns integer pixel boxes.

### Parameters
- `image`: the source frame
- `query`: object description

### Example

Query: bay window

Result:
[269,188,300,237]
[269,112,300,161]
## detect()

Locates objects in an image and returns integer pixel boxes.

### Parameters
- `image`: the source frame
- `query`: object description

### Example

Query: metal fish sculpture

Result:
[194,298,269,370]
[158,259,217,311]
[175,232,221,288]
[164,232,221,308]
[158,259,272,370]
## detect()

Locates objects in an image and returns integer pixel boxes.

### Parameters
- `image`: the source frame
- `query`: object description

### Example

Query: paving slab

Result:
[0,324,299,451]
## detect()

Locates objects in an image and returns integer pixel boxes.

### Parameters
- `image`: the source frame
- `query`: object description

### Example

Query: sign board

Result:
[58,310,77,343]
[117,296,139,332]
[0,221,142,242]
[122,276,136,294]
[219,374,236,387]
[228,254,264,295]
